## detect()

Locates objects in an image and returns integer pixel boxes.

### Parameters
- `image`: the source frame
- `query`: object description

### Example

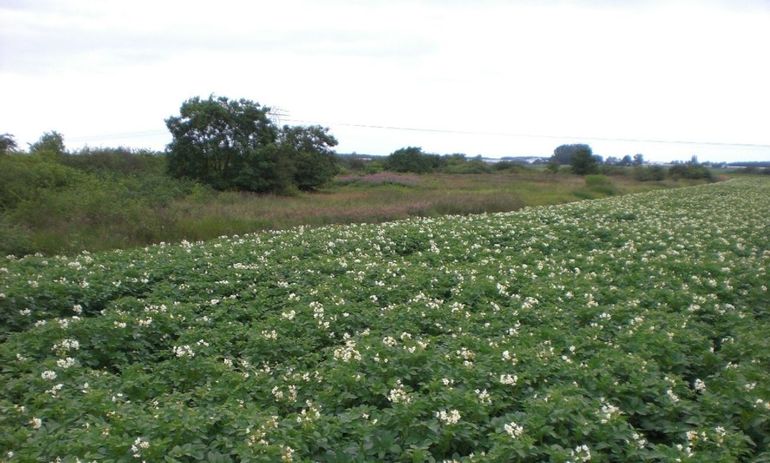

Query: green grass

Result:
[0,154,713,256]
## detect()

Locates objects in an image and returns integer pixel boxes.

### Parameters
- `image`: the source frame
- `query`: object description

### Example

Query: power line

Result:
[63,120,770,150]
[283,117,770,149]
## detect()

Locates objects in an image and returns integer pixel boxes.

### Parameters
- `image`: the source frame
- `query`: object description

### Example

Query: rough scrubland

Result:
[0,152,706,256]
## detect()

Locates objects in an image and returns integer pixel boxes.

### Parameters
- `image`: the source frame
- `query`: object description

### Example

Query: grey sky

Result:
[2,0,769,162]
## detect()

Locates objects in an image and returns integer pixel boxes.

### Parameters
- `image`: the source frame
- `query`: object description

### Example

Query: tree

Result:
[633,153,644,166]
[278,125,339,191]
[29,131,65,157]
[0,133,17,155]
[166,96,339,193]
[166,96,278,190]
[570,146,598,175]
[620,155,633,166]
[551,144,592,165]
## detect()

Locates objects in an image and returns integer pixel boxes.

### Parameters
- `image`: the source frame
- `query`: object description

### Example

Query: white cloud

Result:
[1,0,769,161]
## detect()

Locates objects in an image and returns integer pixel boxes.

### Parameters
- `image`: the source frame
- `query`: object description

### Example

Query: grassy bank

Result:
[0,153,711,256]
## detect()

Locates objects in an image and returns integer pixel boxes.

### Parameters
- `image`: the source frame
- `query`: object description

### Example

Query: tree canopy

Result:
[166,96,338,193]
[278,125,339,191]
[550,144,592,165]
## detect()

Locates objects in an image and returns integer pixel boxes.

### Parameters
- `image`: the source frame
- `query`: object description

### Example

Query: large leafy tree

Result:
[551,144,592,165]
[166,96,278,190]
[166,96,338,193]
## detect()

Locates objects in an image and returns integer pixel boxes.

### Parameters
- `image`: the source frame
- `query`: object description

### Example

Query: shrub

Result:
[598,165,629,176]
[668,164,713,180]
[385,147,445,173]
[571,147,598,175]
[632,166,666,181]
[0,152,203,255]
[546,162,561,174]
[0,155,86,210]
[28,131,66,158]
[493,161,529,173]
[443,159,491,174]
[61,147,167,175]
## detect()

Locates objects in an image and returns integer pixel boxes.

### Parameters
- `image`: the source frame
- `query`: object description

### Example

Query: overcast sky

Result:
[2,0,769,162]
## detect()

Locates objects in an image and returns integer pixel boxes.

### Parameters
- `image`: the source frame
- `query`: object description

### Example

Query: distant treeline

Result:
[351,143,724,180]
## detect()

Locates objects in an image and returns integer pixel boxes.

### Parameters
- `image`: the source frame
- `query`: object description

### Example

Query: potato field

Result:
[1,178,768,462]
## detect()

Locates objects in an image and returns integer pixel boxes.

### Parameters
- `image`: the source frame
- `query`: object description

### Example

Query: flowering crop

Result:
[0,178,768,461]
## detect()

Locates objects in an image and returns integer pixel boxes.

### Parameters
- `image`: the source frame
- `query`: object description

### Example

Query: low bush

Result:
[0,155,87,210]
[443,160,492,174]
[61,147,166,175]
[669,164,713,180]
[632,166,666,181]
[492,161,529,172]
[0,154,201,255]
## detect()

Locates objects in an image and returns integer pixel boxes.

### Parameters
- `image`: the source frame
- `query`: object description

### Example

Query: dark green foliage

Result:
[443,155,491,174]
[633,166,666,181]
[28,131,66,158]
[166,96,278,190]
[279,125,339,190]
[551,144,592,165]
[669,164,713,180]
[0,133,17,154]
[0,155,85,210]
[166,96,338,193]
[61,147,166,175]
[570,147,598,175]
[598,165,628,176]
[231,143,295,193]
[385,147,445,173]
[492,161,528,172]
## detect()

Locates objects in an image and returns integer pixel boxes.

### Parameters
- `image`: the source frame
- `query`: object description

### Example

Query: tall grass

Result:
[0,155,708,256]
